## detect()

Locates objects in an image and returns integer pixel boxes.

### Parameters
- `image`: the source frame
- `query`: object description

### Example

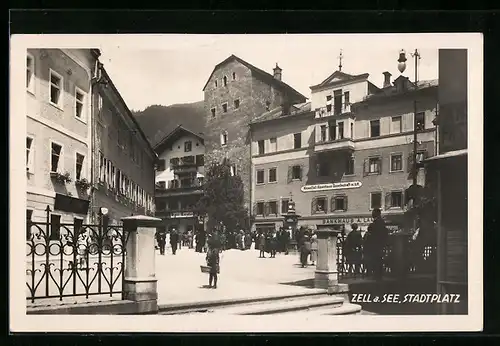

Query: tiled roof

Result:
[202,55,307,103]
[251,102,312,125]
[360,78,438,102]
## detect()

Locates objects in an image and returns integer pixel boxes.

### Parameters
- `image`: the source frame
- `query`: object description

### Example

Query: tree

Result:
[196,158,250,232]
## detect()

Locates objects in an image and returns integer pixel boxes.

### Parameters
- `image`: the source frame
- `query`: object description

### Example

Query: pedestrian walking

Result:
[258,232,266,258]
[206,245,220,289]
[270,231,278,258]
[310,231,318,265]
[156,229,167,255]
[344,223,363,275]
[170,228,179,255]
[366,208,389,280]
[300,234,311,267]
[244,231,252,250]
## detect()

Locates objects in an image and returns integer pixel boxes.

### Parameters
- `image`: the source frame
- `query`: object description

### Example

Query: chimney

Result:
[273,63,282,81]
[383,71,392,88]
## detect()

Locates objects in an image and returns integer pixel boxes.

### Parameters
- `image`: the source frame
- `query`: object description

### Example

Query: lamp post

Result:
[398,48,422,205]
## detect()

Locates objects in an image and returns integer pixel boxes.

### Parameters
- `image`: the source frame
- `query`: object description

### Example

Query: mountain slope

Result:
[133,101,205,147]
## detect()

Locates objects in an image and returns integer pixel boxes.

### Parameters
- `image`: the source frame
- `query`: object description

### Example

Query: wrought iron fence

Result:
[336,233,437,279]
[26,206,128,303]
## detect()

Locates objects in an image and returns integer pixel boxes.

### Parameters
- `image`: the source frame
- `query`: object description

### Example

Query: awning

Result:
[160,169,175,181]
[424,149,467,162]
[196,172,204,178]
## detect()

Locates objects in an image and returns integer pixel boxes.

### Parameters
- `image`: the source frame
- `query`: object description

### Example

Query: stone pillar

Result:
[392,233,409,279]
[121,215,162,314]
[314,228,349,298]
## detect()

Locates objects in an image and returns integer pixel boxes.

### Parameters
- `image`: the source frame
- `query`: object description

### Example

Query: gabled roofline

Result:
[310,71,370,91]
[154,125,205,154]
[202,54,307,102]
[100,67,157,159]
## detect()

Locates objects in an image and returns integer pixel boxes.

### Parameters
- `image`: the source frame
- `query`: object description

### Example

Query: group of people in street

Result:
[256,227,292,258]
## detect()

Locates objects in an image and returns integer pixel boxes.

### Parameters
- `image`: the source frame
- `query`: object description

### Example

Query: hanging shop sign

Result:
[301,181,362,193]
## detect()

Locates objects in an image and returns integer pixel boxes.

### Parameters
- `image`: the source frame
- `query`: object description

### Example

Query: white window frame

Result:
[49,140,64,173]
[75,151,86,181]
[49,69,64,109]
[391,115,402,134]
[291,165,302,180]
[220,131,228,146]
[268,167,278,183]
[268,200,278,216]
[345,156,355,176]
[370,191,383,210]
[389,152,404,173]
[389,190,404,209]
[256,201,265,216]
[256,169,265,185]
[370,119,381,138]
[74,86,86,123]
[26,52,35,94]
[280,197,290,215]
[368,156,381,174]
[26,135,35,173]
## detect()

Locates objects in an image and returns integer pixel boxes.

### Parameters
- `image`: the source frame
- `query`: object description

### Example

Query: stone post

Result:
[392,233,409,279]
[121,215,162,314]
[314,228,349,297]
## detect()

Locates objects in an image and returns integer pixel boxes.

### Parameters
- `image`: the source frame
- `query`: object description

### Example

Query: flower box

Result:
[50,171,72,184]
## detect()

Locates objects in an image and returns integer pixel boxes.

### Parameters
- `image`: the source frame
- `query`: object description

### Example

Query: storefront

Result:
[160,210,203,235]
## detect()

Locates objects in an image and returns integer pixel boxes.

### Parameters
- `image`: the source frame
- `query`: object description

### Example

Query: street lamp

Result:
[398,49,422,205]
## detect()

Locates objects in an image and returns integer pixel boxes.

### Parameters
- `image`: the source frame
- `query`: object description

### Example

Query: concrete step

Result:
[158,291,326,314]
[215,295,345,315]
[277,303,363,316]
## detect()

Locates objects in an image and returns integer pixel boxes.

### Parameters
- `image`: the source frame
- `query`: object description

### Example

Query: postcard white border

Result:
[10,33,483,333]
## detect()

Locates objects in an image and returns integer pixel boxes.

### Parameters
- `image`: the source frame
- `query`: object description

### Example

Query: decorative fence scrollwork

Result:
[26,206,128,303]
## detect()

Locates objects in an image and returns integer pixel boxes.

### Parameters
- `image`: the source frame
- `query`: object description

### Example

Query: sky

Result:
[97,34,440,112]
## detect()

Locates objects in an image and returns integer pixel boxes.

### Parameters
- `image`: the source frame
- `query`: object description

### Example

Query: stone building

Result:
[250,66,438,234]
[202,55,307,215]
[90,66,157,224]
[154,125,205,235]
[26,49,99,232]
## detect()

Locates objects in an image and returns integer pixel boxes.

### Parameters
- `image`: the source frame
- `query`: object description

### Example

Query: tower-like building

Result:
[202,55,307,215]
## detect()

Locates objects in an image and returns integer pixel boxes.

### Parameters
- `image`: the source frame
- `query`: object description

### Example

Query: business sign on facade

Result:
[323,216,373,225]
[167,211,195,219]
[301,181,362,193]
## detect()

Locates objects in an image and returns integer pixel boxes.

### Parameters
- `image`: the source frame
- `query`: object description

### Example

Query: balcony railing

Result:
[156,179,204,192]
[315,103,352,118]
[155,208,199,219]
[314,137,355,152]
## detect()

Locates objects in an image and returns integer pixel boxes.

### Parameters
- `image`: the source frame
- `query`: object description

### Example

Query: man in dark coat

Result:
[170,228,179,255]
[366,208,389,280]
[156,229,167,255]
[343,223,363,274]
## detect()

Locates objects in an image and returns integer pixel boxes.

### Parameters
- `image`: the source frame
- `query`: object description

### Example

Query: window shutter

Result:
[311,198,317,214]
[385,192,391,210]
[401,190,406,208]
[316,163,320,177]
[300,164,304,180]
[344,196,348,211]
[407,154,414,173]
[253,203,257,216]
[363,159,368,177]
[287,166,293,183]
[264,202,270,217]
[330,197,335,211]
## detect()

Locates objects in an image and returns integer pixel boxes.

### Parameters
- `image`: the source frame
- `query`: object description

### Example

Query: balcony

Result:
[155,179,204,197]
[315,103,352,119]
[314,137,355,153]
[155,208,199,219]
